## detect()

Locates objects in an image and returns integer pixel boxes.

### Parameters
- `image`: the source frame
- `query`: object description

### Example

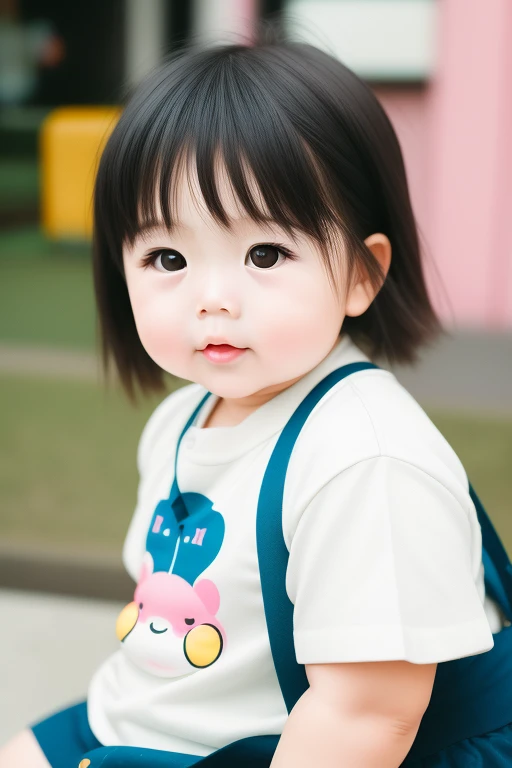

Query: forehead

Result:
[138,154,274,240]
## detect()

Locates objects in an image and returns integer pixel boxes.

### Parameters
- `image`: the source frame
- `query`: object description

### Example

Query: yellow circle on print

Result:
[115,601,139,642]
[184,624,223,667]
[79,760,91,768]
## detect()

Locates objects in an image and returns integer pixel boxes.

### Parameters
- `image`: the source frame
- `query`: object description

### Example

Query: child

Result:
[3,35,512,768]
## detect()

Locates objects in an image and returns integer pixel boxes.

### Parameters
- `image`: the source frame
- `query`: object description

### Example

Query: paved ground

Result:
[0,343,100,381]
[0,588,122,746]
[392,330,512,412]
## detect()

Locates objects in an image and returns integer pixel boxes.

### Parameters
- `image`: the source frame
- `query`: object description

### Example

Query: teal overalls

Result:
[80,362,512,766]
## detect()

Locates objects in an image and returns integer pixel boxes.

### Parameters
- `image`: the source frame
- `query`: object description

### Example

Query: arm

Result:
[270,660,436,768]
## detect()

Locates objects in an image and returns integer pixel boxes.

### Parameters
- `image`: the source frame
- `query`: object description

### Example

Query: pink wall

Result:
[375,0,512,329]
[373,88,439,309]
[239,0,512,328]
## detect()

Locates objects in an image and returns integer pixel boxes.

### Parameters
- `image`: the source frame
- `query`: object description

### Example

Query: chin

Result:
[199,378,263,400]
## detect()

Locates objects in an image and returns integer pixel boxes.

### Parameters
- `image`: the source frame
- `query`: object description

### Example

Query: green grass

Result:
[426,410,512,549]
[0,227,96,349]
[0,158,39,209]
[1,372,511,557]
[0,374,183,553]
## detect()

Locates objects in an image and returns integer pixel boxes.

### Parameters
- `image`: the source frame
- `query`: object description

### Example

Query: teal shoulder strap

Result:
[256,362,379,712]
[256,362,512,719]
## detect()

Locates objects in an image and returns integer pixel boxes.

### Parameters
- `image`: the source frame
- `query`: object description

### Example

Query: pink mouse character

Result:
[116,552,226,677]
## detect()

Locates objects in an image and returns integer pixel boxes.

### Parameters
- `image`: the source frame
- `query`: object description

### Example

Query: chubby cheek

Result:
[137,311,189,376]
[125,273,192,379]
[253,268,345,377]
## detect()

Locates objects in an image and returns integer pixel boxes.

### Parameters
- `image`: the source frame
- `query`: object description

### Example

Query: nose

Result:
[195,269,241,319]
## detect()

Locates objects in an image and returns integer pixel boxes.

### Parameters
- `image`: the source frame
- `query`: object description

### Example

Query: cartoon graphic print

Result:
[116,491,227,677]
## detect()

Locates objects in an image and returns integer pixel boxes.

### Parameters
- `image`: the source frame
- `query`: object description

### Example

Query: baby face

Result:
[122,163,349,406]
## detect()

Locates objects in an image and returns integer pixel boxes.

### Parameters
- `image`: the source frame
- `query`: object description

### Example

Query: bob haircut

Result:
[93,35,440,400]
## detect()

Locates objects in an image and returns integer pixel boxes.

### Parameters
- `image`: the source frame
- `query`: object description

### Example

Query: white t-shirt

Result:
[87,335,503,757]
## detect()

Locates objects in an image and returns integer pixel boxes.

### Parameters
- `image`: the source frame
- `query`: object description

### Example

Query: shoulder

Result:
[283,367,469,530]
[346,369,468,490]
[137,382,206,475]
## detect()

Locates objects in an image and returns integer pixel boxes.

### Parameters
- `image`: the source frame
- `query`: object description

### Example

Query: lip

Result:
[201,344,247,364]
[199,337,245,351]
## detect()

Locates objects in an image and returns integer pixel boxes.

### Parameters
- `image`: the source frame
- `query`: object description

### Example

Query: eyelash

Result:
[140,243,298,271]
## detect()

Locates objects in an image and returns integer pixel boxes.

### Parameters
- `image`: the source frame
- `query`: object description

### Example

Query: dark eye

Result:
[139,602,143,609]
[147,249,187,272]
[246,244,286,270]
[185,618,195,625]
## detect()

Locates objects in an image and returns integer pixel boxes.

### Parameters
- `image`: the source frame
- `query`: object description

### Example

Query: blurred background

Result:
[1,0,511,742]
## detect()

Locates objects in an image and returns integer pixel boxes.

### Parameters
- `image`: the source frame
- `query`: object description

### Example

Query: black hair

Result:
[92,35,441,400]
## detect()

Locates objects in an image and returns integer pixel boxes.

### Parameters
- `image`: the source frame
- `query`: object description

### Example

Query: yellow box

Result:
[40,106,121,240]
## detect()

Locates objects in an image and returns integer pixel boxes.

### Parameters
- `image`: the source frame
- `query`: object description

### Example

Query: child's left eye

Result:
[245,244,293,270]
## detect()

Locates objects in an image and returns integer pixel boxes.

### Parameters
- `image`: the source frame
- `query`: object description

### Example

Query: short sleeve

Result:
[286,456,494,665]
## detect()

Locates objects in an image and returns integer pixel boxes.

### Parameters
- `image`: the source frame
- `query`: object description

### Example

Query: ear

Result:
[194,579,221,615]
[345,233,392,318]
[139,551,155,584]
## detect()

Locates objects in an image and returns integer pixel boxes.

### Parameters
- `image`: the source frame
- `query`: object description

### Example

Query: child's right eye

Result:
[142,249,187,272]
